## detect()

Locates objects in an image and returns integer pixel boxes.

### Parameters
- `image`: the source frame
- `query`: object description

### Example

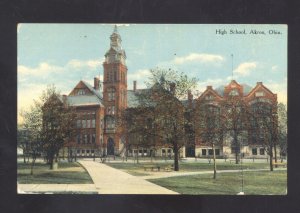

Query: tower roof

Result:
[113,25,118,34]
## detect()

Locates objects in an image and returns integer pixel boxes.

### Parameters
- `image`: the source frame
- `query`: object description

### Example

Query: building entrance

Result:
[107,138,115,155]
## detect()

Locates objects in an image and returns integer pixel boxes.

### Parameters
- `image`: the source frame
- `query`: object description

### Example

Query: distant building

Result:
[64,26,278,159]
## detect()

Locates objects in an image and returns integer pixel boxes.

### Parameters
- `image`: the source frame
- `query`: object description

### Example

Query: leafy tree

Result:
[139,68,197,171]
[20,103,43,175]
[197,103,225,179]
[277,103,287,161]
[221,96,252,164]
[250,101,278,171]
[39,86,76,169]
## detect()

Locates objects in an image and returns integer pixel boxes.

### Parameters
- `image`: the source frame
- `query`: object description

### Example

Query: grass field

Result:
[106,161,270,175]
[17,161,94,184]
[148,170,287,195]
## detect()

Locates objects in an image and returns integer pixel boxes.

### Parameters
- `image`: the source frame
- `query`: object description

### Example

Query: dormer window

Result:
[205,95,214,100]
[77,89,85,95]
[255,91,264,97]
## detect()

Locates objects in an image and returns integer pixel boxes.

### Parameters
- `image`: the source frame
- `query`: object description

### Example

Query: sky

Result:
[18,24,287,123]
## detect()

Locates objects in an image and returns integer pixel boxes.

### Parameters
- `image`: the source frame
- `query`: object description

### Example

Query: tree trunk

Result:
[234,133,239,164]
[173,144,179,171]
[274,143,278,168]
[49,155,54,170]
[212,144,217,179]
[30,156,36,175]
[269,145,274,171]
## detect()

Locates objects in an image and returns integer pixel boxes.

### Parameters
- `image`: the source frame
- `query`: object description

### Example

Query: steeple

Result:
[110,25,122,49]
[105,25,126,65]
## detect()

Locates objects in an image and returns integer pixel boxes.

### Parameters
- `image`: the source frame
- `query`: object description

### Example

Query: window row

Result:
[202,149,220,156]
[76,132,96,144]
[252,148,265,155]
[76,119,96,128]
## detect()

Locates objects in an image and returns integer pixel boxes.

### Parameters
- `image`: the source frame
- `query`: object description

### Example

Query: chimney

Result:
[133,80,137,92]
[94,77,100,90]
[257,82,263,86]
[188,90,193,108]
[207,86,213,90]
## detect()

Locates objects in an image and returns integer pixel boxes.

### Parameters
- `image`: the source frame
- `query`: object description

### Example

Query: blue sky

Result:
[18,24,287,123]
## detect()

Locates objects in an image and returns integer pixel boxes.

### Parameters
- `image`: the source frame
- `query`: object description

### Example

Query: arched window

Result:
[107,87,116,101]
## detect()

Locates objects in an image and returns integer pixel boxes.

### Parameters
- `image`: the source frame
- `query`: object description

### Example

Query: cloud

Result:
[18,63,65,80]
[127,69,151,89]
[233,62,257,76]
[271,65,278,72]
[173,53,224,65]
[67,58,104,70]
[266,81,287,104]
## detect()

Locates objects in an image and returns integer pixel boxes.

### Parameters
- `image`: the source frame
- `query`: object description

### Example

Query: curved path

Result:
[79,159,178,194]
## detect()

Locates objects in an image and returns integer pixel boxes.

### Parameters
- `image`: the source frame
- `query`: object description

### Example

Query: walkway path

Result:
[140,168,287,180]
[78,159,178,194]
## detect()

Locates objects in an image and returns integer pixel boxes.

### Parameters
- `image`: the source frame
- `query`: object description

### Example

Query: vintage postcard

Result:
[17,24,287,195]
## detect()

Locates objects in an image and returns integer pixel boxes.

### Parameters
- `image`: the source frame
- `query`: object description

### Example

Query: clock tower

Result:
[103,25,127,155]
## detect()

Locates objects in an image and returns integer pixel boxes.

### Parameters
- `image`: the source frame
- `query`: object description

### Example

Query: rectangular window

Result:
[208,149,213,155]
[77,134,81,144]
[84,134,87,143]
[87,120,90,128]
[92,119,95,128]
[77,149,80,154]
[162,149,166,153]
[252,148,257,155]
[231,147,240,154]
[215,149,220,156]
[260,148,265,155]
[92,134,96,143]
[82,120,86,128]
[82,150,85,154]
[86,150,90,154]
[76,120,81,128]
[91,150,94,154]
[112,106,115,115]
[202,149,207,156]
[87,134,90,143]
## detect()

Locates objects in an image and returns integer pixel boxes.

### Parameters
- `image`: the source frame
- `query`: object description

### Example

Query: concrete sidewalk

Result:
[18,184,97,194]
[78,159,178,194]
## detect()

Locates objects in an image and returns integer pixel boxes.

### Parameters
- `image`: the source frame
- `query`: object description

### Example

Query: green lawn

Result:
[148,170,287,195]
[17,161,94,184]
[106,161,270,174]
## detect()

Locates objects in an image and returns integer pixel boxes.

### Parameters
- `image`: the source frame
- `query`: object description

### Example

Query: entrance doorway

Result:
[107,138,115,155]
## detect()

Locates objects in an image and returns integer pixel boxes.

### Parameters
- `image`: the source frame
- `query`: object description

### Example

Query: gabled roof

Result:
[215,82,252,97]
[81,81,103,100]
[67,95,104,107]
[67,80,104,107]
